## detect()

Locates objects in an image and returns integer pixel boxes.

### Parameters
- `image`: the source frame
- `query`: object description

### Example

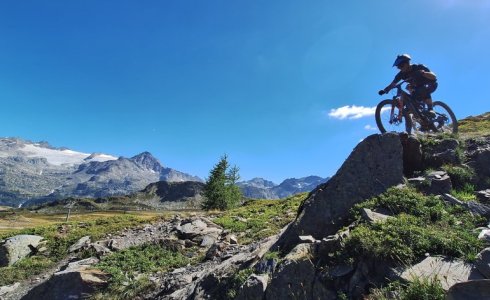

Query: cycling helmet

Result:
[392,54,411,67]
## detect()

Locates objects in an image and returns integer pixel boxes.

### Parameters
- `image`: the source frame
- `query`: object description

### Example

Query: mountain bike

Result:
[375,81,458,134]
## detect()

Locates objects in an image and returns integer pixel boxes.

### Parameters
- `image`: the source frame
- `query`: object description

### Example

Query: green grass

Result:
[213,193,306,244]
[442,164,475,190]
[368,278,445,300]
[343,187,484,264]
[0,256,54,286]
[458,112,490,139]
[0,214,161,286]
[93,243,193,299]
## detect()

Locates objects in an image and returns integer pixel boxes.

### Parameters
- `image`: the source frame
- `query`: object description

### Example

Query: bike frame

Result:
[391,81,437,132]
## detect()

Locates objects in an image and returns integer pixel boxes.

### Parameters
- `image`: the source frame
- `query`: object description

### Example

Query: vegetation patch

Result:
[0,256,54,286]
[458,112,490,138]
[224,268,254,299]
[344,187,484,264]
[0,214,157,286]
[442,164,475,190]
[213,193,306,244]
[368,278,445,300]
[94,243,193,299]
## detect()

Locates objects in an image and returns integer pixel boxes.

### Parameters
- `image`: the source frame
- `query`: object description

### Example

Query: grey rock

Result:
[467,201,490,218]
[476,189,490,204]
[22,257,107,300]
[0,234,44,266]
[200,235,216,248]
[266,244,316,299]
[298,235,316,243]
[68,236,91,253]
[396,256,484,290]
[329,264,355,278]
[475,248,490,278]
[426,171,453,195]
[235,274,268,300]
[422,138,460,169]
[446,279,490,300]
[465,137,490,189]
[479,229,490,244]
[442,193,465,206]
[274,133,405,252]
[0,282,20,297]
[361,208,392,224]
[400,133,423,176]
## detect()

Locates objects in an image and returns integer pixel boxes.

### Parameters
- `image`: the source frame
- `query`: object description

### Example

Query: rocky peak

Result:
[130,151,164,173]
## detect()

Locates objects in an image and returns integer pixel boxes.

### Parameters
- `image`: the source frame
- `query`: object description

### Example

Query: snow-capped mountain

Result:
[237,176,329,199]
[0,138,202,206]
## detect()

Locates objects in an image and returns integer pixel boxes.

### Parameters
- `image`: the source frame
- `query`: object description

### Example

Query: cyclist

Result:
[378,54,438,119]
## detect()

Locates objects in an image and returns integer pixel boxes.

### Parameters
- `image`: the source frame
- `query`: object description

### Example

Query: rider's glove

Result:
[378,89,386,96]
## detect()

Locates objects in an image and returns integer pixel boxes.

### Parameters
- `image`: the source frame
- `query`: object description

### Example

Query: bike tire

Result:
[375,99,412,133]
[433,101,458,134]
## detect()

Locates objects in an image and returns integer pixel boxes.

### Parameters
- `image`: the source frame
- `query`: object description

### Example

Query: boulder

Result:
[465,137,490,189]
[22,257,107,300]
[177,218,222,241]
[400,133,423,176]
[235,274,268,300]
[475,248,490,278]
[395,256,484,290]
[68,236,91,253]
[467,201,490,218]
[265,244,317,299]
[447,279,490,300]
[427,171,453,195]
[0,282,20,297]
[274,133,405,252]
[0,234,44,266]
[476,189,490,204]
[422,138,460,169]
[361,208,392,224]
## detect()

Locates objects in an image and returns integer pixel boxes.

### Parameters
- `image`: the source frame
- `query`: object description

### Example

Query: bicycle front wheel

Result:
[375,99,412,133]
[432,101,458,134]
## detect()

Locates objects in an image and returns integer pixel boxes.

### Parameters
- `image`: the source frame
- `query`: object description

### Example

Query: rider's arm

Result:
[383,81,397,93]
[419,70,436,81]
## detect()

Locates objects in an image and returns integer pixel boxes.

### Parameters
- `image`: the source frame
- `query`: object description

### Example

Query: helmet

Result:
[392,54,411,67]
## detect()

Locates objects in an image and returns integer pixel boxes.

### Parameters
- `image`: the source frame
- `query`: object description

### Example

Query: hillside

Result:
[1,112,490,299]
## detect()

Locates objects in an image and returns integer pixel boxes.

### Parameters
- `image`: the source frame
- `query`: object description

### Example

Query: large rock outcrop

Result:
[274,133,405,252]
[0,235,44,266]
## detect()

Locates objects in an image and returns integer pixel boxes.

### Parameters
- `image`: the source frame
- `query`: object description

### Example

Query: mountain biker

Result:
[378,54,438,120]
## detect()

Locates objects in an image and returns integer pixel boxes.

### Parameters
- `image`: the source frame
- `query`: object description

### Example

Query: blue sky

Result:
[1,1,489,183]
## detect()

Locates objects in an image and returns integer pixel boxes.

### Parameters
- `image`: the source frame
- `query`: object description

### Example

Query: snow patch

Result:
[19,144,117,166]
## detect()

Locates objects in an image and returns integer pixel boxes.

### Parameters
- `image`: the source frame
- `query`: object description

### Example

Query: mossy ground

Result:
[213,193,306,244]
[458,112,490,138]
[343,187,484,264]
[0,214,165,286]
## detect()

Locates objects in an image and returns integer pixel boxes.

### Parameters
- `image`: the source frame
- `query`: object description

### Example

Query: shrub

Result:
[442,164,475,190]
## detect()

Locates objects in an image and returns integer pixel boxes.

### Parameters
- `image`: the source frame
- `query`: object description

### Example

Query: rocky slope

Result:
[2,112,490,299]
[0,138,201,207]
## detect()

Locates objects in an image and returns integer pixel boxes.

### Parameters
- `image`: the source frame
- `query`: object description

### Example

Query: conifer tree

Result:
[202,154,242,210]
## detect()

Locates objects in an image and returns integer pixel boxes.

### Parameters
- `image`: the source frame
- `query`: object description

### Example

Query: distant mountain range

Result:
[0,138,201,206]
[237,176,329,199]
[0,137,329,207]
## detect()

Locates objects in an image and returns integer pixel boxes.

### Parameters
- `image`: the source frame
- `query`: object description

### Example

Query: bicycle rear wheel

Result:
[375,99,412,133]
[432,101,458,134]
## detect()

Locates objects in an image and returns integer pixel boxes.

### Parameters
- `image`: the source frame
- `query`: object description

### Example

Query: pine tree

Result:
[202,154,242,210]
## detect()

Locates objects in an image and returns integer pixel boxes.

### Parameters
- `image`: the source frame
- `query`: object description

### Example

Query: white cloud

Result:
[328,105,377,120]
[364,124,377,131]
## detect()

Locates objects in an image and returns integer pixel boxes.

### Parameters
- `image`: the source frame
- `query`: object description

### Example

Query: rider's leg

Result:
[397,93,407,121]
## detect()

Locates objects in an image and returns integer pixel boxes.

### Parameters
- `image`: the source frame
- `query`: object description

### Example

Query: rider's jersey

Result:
[394,64,437,87]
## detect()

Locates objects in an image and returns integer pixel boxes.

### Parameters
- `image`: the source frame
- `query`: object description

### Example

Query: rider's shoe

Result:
[428,109,436,118]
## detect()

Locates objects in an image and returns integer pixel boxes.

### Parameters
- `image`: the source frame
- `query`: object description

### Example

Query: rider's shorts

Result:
[412,82,438,100]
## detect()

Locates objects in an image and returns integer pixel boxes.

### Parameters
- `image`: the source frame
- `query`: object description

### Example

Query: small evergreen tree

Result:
[202,154,242,210]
